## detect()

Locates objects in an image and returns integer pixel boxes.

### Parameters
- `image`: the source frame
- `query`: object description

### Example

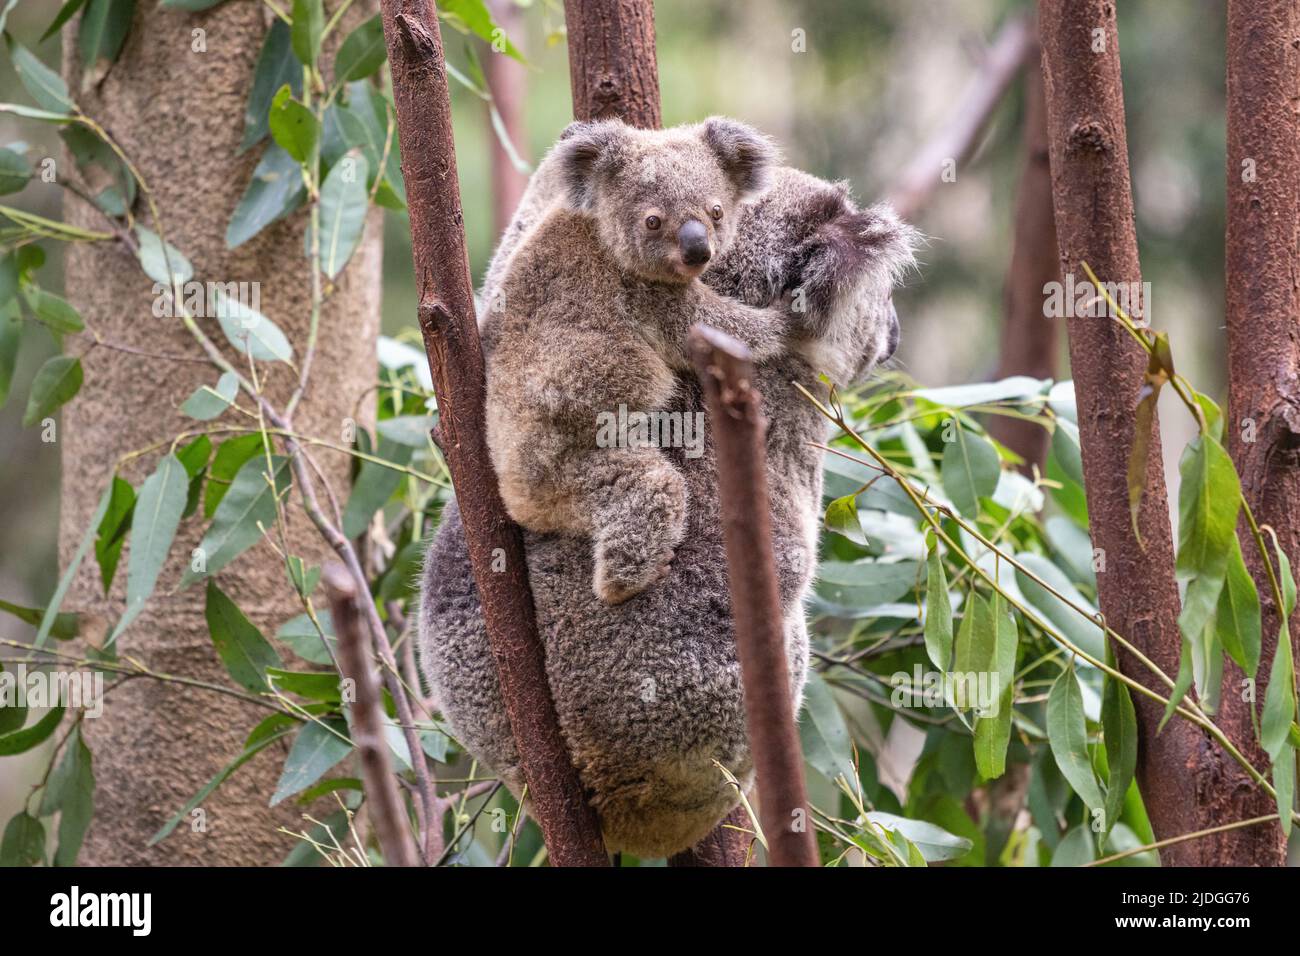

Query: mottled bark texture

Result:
[1037,0,1211,863]
[562,0,661,130]
[987,43,1060,473]
[60,3,381,864]
[380,0,608,866]
[667,805,752,867]
[1221,0,1300,867]
[485,0,529,237]
[689,326,818,868]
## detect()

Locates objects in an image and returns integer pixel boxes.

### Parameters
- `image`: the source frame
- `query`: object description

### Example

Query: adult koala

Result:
[420,122,917,858]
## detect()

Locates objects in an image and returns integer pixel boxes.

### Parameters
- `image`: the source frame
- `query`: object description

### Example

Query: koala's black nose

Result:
[678,219,712,267]
[882,301,901,360]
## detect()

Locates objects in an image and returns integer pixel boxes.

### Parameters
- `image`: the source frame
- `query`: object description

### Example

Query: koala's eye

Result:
[710,204,724,222]
[645,215,662,231]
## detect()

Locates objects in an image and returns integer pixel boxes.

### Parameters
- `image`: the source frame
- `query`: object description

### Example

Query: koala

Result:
[421,147,917,858]
[483,117,793,605]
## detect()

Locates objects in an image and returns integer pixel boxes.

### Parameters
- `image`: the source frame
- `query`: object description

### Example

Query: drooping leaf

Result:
[1274,744,1294,839]
[290,0,324,67]
[78,0,135,86]
[865,811,972,863]
[1014,552,1107,662]
[1050,824,1095,867]
[110,451,188,642]
[342,434,412,537]
[204,581,283,692]
[439,0,525,62]
[798,670,855,785]
[1215,534,1261,677]
[271,718,351,806]
[334,13,386,82]
[204,434,264,518]
[824,492,868,547]
[0,145,31,193]
[1051,418,1084,486]
[268,85,318,164]
[239,18,301,152]
[375,414,436,448]
[940,425,999,517]
[1174,436,1240,659]
[1158,636,1196,733]
[226,143,306,248]
[1260,626,1297,759]
[276,610,335,665]
[0,705,64,755]
[213,287,293,362]
[22,286,83,333]
[0,812,45,866]
[317,149,369,279]
[93,474,134,593]
[1046,662,1105,812]
[973,594,1017,779]
[134,225,193,287]
[42,0,90,41]
[182,455,291,585]
[23,355,82,427]
[923,543,952,671]
[814,559,919,611]
[37,486,110,648]
[0,598,77,640]
[1101,671,1137,842]
[4,35,75,113]
[180,370,239,421]
[0,301,18,409]
[39,728,93,866]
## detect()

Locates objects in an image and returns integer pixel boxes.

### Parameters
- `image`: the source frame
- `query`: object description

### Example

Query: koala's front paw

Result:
[593,543,676,605]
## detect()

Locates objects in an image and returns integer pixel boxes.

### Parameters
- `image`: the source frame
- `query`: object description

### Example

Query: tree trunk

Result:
[1220,0,1300,867]
[987,43,1059,474]
[485,0,529,237]
[562,0,661,129]
[380,0,609,867]
[1036,0,1211,863]
[60,2,382,864]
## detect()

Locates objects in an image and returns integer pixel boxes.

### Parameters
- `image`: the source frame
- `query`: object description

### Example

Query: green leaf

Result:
[814,558,919,611]
[204,581,284,692]
[4,34,75,114]
[160,0,228,9]
[1274,744,1294,839]
[1215,535,1261,676]
[149,723,291,846]
[268,85,318,164]
[22,286,83,333]
[1158,636,1196,733]
[240,19,302,152]
[276,611,335,665]
[290,0,323,67]
[973,595,1017,779]
[23,355,82,426]
[285,554,319,599]
[1050,824,1095,867]
[0,596,79,639]
[865,811,972,863]
[439,0,525,62]
[342,434,412,537]
[271,718,351,806]
[226,143,306,248]
[798,670,855,785]
[180,370,239,421]
[40,728,93,866]
[266,667,339,702]
[1046,662,1104,811]
[375,414,436,448]
[183,455,291,585]
[38,486,111,648]
[0,300,18,409]
[1014,552,1107,662]
[1051,419,1085,486]
[824,492,868,547]
[923,543,952,671]
[1101,672,1137,842]
[940,425,1000,517]
[1260,627,1296,759]
[0,145,31,193]
[204,434,263,518]
[335,13,386,82]
[134,225,193,286]
[213,286,293,363]
[318,149,369,279]
[0,812,45,866]
[78,0,135,83]
[42,0,90,41]
[110,451,188,642]
[0,705,64,755]
[93,474,134,593]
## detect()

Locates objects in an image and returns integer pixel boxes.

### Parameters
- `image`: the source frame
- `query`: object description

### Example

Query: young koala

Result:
[484,117,792,605]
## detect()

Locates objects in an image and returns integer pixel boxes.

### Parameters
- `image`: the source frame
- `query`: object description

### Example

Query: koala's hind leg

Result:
[568,446,687,605]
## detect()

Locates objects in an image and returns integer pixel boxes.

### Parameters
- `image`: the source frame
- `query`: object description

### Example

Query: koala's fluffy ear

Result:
[554,120,629,211]
[700,117,778,199]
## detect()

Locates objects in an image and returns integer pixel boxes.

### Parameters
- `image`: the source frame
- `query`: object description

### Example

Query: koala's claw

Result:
[594,548,677,606]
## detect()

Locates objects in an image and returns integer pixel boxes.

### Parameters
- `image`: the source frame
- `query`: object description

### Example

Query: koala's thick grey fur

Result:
[484,118,795,605]
[419,127,917,858]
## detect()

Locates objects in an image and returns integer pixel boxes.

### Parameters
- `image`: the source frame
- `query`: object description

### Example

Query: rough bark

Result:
[689,326,818,868]
[484,0,529,237]
[667,805,752,867]
[1037,0,1211,863]
[987,43,1060,474]
[562,0,661,129]
[380,0,608,867]
[1220,0,1300,867]
[60,2,381,865]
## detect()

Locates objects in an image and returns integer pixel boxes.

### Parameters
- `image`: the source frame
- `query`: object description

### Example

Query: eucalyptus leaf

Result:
[111,452,188,642]
[0,145,30,193]
[213,288,293,362]
[239,18,301,152]
[0,812,45,866]
[1046,663,1105,811]
[180,370,239,420]
[226,143,306,248]
[923,543,952,671]
[335,13,386,82]
[940,426,1000,517]
[205,581,284,692]
[798,670,855,785]
[290,0,324,67]
[318,149,369,279]
[271,718,351,806]
[182,455,291,585]
[23,355,82,427]
[22,287,83,333]
[4,35,75,113]
[268,85,318,164]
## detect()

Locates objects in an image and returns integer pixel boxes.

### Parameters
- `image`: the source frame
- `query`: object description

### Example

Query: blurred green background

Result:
[0,0,1227,815]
